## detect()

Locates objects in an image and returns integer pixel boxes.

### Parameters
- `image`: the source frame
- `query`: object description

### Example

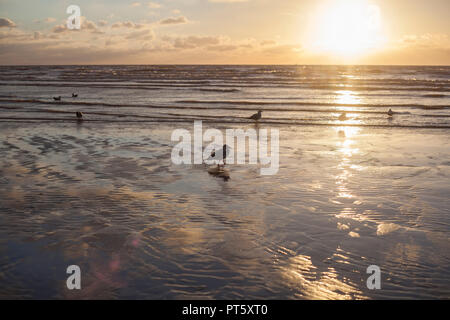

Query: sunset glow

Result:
[0,0,449,64]
[307,0,386,57]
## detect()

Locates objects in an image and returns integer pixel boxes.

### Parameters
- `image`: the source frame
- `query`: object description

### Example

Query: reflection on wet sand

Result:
[281,254,365,299]
[0,121,449,299]
[207,166,231,181]
[334,127,361,224]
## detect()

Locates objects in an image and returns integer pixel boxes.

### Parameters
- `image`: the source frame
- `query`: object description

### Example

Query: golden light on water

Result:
[336,90,361,105]
[281,254,365,299]
[334,126,361,220]
[334,90,365,124]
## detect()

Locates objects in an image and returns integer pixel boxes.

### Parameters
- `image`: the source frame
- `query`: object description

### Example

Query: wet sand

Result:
[0,121,449,299]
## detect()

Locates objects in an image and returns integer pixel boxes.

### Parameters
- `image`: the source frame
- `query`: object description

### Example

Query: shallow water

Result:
[0,65,449,299]
[0,121,449,299]
[0,65,449,127]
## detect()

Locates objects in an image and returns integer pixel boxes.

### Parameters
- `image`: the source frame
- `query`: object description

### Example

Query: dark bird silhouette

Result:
[338,112,347,121]
[76,111,83,120]
[53,96,61,101]
[72,93,78,98]
[249,110,262,121]
[207,144,231,169]
[387,109,394,117]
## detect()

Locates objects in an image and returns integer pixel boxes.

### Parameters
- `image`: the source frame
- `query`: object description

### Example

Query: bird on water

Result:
[249,110,262,121]
[53,96,61,101]
[207,144,231,169]
[76,111,83,120]
[338,112,347,121]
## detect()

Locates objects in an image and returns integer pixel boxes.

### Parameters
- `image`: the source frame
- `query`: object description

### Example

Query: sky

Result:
[0,0,449,65]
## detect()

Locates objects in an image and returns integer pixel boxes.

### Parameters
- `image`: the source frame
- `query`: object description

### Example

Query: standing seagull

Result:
[249,110,262,121]
[338,112,347,121]
[387,109,394,117]
[207,144,231,169]
[76,111,83,121]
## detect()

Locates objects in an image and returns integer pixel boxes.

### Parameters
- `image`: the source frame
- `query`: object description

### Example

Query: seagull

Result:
[53,96,61,101]
[207,144,231,169]
[249,110,262,121]
[338,112,347,121]
[72,93,78,98]
[76,111,83,120]
[387,109,394,117]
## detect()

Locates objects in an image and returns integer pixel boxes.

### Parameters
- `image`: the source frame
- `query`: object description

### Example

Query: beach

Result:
[0,65,449,299]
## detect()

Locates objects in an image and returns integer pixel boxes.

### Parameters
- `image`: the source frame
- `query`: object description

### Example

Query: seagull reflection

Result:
[207,166,230,181]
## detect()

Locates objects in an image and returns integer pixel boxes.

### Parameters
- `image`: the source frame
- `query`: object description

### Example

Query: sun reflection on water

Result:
[334,126,362,219]
[334,90,366,117]
[336,90,361,105]
[281,254,366,299]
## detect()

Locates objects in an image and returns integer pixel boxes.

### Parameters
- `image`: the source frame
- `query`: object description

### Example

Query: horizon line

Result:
[1,63,449,67]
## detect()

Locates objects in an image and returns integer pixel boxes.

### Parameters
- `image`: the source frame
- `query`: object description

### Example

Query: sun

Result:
[306,0,385,58]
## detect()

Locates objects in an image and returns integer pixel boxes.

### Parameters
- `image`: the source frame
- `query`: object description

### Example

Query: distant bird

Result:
[53,96,61,101]
[338,112,347,121]
[249,110,262,121]
[76,111,83,120]
[387,109,394,117]
[207,144,231,169]
[72,93,78,98]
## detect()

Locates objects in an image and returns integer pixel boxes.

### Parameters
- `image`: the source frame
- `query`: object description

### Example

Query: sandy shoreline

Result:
[0,121,449,299]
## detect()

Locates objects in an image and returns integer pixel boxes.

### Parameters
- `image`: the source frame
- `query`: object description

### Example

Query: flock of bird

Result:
[50,93,396,180]
[338,108,394,121]
[53,93,83,120]
[210,108,395,178]
[249,109,395,122]
[52,94,395,123]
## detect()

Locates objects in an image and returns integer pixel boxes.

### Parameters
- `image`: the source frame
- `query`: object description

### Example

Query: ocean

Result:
[0,65,449,127]
[0,65,449,299]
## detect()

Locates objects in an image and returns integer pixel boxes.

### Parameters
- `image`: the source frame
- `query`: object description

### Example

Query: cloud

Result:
[208,0,250,2]
[358,33,450,65]
[0,29,27,40]
[0,17,17,28]
[84,20,98,31]
[0,40,147,64]
[260,40,276,46]
[398,33,450,49]
[111,21,144,29]
[52,24,68,33]
[148,2,162,9]
[51,18,101,34]
[124,29,154,40]
[159,16,188,25]
[262,44,302,55]
[0,28,306,64]
[33,31,43,40]
[167,35,221,49]
[207,44,237,51]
